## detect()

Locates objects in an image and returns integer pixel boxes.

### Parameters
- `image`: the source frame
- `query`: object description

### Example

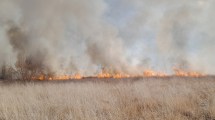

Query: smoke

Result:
[0,0,215,77]
[108,0,215,74]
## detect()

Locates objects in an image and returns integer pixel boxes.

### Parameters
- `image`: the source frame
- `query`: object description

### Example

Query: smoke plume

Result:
[0,0,215,77]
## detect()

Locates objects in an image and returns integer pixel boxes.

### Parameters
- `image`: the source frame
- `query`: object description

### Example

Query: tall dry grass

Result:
[0,78,215,120]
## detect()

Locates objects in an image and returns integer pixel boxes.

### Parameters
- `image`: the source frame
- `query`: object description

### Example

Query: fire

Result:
[97,73,112,78]
[143,70,167,77]
[113,73,130,79]
[31,68,205,80]
[174,69,204,77]
[97,72,130,79]
[96,68,168,79]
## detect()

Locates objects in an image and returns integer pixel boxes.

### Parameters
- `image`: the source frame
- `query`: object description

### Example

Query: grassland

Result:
[0,77,215,120]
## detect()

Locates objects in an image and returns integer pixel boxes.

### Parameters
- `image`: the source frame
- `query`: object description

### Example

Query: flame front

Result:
[143,70,167,77]
[97,72,130,79]
[174,69,204,77]
[31,69,205,80]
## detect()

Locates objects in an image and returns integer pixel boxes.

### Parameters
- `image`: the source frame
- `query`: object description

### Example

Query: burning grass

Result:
[0,63,204,81]
[0,77,215,120]
[29,69,204,81]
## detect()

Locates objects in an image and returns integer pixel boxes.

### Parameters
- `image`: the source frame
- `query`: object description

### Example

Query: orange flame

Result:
[97,73,112,78]
[113,73,130,79]
[31,68,205,80]
[143,70,167,77]
[174,69,204,77]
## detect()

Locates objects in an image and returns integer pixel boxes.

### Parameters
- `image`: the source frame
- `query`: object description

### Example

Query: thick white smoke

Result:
[0,0,214,77]
[108,0,215,74]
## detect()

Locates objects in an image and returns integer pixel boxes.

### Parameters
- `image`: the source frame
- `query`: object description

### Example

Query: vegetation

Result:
[0,78,215,120]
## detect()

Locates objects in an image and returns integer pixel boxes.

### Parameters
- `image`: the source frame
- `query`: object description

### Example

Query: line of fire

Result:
[31,68,205,80]
[0,59,206,81]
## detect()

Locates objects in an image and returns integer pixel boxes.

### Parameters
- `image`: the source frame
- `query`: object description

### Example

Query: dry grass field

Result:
[0,77,215,120]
